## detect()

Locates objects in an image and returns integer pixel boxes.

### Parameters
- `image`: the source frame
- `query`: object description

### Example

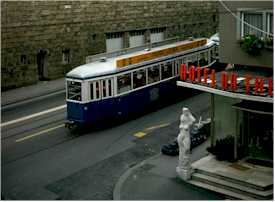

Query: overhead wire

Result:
[218,0,273,36]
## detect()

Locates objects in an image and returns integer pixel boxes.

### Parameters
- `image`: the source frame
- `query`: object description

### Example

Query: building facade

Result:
[219,1,273,67]
[176,1,273,198]
[217,0,273,160]
[1,1,218,91]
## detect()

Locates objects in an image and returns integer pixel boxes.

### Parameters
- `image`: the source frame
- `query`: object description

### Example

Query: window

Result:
[267,13,273,34]
[92,34,96,41]
[106,32,124,52]
[90,79,113,100]
[117,73,132,94]
[67,81,81,101]
[243,12,263,37]
[173,60,179,76]
[240,10,273,37]
[148,65,160,84]
[90,83,94,100]
[108,79,112,97]
[129,30,145,47]
[133,69,146,89]
[186,55,198,68]
[62,49,70,64]
[199,51,209,67]
[90,81,101,100]
[150,27,165,43]
[213,14,216,23]
[214,45,219,58]
[210,49,214,63]
[20,55,27,64]
[177,57,185,67]
[102,79,113,98]
[161,62,173,80]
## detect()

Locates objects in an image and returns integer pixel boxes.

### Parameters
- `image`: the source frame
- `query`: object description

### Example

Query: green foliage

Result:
[240,34,265,56]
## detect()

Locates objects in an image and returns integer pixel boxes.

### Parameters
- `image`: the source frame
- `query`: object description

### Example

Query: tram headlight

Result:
[84,106,88,111]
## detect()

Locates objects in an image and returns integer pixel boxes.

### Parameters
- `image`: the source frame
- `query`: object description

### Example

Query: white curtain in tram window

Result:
[269,14,273,34]
[129,34,145,47]
[106,37,123,52]
[150,32,164,43]
[243,13,263,37]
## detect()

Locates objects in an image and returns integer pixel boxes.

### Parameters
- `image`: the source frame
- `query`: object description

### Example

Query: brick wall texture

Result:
[1,1,218,90]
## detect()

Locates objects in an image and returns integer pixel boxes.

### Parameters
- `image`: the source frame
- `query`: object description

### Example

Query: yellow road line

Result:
[134,123,170,139]
[145,123,170,131]
[134,132,147,138]
[15,124,64,143]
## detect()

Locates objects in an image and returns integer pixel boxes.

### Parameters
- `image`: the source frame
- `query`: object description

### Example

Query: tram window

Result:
[117,73,132,94]
[96,82,100,98]
[199,52,209,67]
[108,79,112,96]
[187,61,196,69]
[173,60,179,76]
[161,62,173,80]
[215,46,219,57]
[133,69,146,89]
[102,80,107,98]
[190,55,198,66]
[102,79,113,98]
[67,81,81,101]
[210,49,214,62]
[177,58,183,67]
[90,83,94,100]
[148,65,160,84]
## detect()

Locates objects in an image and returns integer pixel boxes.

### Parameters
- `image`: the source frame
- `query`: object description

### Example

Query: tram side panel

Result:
[116,86,152,119]
[67,102,85,124]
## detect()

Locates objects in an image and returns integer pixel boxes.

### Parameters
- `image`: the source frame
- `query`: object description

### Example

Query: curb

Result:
[113,153,161,200]
[1,89,65,110]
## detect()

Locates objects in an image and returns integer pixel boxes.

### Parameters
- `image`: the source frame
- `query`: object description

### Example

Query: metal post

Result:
[235,109,239,160]
[210,93,215,147]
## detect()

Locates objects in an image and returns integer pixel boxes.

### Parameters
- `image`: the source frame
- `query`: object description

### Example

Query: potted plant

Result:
[240,34,265,56]
[264,36,273,50]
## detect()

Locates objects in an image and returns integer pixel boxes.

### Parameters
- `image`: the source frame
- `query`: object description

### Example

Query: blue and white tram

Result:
[65,38,218,129]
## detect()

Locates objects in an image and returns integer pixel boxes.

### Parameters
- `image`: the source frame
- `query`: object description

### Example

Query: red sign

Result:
[179,65,273,97]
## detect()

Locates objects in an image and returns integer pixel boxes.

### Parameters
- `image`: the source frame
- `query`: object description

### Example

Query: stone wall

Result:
[1,1,218,90]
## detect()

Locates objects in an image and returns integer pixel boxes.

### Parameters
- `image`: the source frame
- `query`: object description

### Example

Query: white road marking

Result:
[1,104,66,127]
[15,124,65,142]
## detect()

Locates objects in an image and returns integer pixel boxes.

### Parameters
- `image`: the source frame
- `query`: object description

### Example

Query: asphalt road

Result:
[2,92,213,200]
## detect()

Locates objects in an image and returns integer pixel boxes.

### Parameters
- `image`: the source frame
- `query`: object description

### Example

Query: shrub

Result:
[207,136,235,162]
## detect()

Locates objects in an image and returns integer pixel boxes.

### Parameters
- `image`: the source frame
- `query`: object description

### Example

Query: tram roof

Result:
[66,38,216,80]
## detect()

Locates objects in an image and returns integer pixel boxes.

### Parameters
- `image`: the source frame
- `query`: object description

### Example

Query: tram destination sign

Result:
[116,38,207,68]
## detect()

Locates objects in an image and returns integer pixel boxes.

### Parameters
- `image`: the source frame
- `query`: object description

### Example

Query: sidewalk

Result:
[1,78,65,107]
[113,139,225,200]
